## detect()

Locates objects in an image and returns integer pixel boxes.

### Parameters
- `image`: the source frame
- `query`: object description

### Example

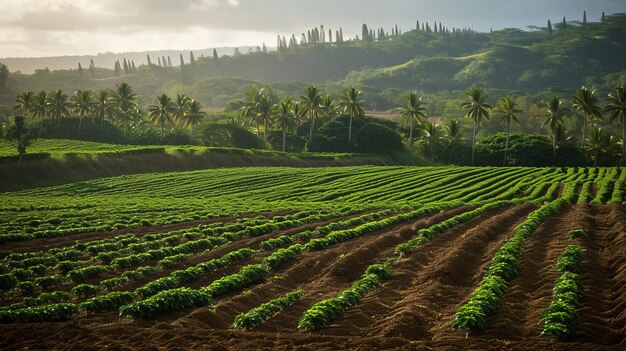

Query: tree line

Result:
[12,83,206,140]
[421,85,626,167]
[235,83,626,166]
[5,81,626,167]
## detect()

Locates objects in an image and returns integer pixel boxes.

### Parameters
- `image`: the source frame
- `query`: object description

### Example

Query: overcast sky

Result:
[1,0,625,58]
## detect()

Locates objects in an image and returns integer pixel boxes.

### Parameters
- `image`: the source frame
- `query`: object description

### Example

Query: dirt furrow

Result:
[480,205,584,339]
[324,204,534,340]
[575,204,626,345]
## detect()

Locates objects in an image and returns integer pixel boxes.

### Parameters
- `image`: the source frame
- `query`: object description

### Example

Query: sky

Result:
[1,0,625,58]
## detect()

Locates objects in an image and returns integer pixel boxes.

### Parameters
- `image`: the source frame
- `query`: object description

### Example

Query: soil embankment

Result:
[0,151,394,192]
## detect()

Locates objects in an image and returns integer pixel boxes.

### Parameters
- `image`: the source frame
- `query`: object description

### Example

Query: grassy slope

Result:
[0,139,397,192]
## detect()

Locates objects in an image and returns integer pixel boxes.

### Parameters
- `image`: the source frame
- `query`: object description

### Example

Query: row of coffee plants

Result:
[0,216,277,293]
[233,289,304,329]
[297,260,393,331]
[448,168,537,203]
[540,245,584,340]
[609,168,626,204]
[305,203,459,251]
[591,168,620,204]
[451,184,576,332]
[395,201,512,254]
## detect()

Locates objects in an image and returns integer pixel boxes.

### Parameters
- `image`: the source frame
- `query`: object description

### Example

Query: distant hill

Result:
[0,47,270,74]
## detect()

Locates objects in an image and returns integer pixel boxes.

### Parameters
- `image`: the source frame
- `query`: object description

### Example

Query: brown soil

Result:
[0,205,624,351]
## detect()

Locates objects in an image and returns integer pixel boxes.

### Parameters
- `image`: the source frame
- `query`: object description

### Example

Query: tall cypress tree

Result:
[179,53,185,67]
[0,64,7,93]
[583,11,587,24]
[78,62,83,76]
[547,19,553,34]
[213,48,218,60]
[602,12,605,21]
[562,16,566,29]
[189,51,195,65]
[147,54,152,66]
[158,56,162,67]
[131,60,137,73]
[416,20,420,30]
[167,56,172,67]
[89,59,96,77]
[362,24,369,41]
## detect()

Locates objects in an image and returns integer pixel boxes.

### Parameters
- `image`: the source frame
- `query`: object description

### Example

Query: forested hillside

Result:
[1,13,625,111]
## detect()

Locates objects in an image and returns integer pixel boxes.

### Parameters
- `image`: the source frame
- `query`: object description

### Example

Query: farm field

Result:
[0,166,624,350]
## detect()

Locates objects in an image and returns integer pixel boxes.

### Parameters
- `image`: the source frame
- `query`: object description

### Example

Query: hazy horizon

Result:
[1,0,626,59]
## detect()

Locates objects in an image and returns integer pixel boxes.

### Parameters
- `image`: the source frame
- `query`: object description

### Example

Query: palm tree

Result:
[47,90,70,125]
[240,86,261,138]
[399,92,427,148]
[110,83,138,135]
[585,126,607,167]
[300,85,322,142]
[542,96,568,158]
[416,122,441,160]
[320,94,339,121]
[606,85,626,164]
[14,91,35,117]
[461,86,492,165]
[496,96,521,166]
[444,119,462,163]
[572,86,602,149]
[32,91,49,137]
[179,99,206,142]
[172,94,190,125]
[71,90,94,129]
[553,124,573,151]
[290,101,305,134]
[148,93,176,135]
[272,98,296,152]
[257,90,274,146]
[92,90,114,127]
[340,87,365,142]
